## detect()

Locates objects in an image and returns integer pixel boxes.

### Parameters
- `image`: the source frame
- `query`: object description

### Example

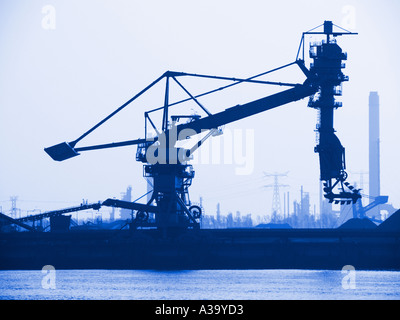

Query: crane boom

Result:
[173,82,317,137]
[44,73,315,161]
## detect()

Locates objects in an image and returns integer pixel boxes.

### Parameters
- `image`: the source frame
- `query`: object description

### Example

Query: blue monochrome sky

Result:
[0,0,399,218]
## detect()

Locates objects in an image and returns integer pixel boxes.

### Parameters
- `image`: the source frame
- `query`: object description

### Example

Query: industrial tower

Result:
[369,92,381,218]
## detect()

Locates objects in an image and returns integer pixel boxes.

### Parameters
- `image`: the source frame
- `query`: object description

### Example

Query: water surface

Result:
[0,269,399,300]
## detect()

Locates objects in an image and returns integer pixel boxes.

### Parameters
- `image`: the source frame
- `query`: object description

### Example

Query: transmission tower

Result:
[263,172,289,218]
[10,196,18,219]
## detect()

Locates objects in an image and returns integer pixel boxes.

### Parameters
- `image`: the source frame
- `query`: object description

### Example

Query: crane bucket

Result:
[44,142,80,161]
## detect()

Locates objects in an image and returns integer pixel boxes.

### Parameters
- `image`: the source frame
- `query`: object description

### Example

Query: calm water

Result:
[0,269,399,300]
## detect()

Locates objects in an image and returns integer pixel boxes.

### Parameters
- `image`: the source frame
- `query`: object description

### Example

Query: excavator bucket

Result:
[44,142,80,161]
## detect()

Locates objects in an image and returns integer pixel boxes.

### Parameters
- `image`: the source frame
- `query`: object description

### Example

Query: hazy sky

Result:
[0,0,399,220]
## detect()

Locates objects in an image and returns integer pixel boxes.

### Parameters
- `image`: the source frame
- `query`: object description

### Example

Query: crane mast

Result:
[303,21,359,205]
[44,21,359,231]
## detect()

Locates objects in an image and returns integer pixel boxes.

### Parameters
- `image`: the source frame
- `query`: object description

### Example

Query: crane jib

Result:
[174,83,318,138]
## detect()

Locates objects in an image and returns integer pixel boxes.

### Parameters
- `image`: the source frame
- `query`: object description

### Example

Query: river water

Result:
[0,269,399,300]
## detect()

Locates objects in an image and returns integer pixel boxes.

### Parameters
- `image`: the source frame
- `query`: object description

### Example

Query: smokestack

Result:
[369,91,380,217]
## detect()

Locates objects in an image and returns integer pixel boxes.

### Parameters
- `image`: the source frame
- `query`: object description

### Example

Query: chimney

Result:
[369,91,380,218]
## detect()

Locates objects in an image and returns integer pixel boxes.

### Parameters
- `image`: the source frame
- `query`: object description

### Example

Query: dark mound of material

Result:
[338,218,377,229]
[377,209,400,231]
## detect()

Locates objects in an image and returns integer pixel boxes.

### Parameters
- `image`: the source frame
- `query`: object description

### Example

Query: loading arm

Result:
[172,80,317,139]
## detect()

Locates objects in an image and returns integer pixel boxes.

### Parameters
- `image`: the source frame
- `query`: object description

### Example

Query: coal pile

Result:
[338,218,377,229]
[377,209,400,231]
